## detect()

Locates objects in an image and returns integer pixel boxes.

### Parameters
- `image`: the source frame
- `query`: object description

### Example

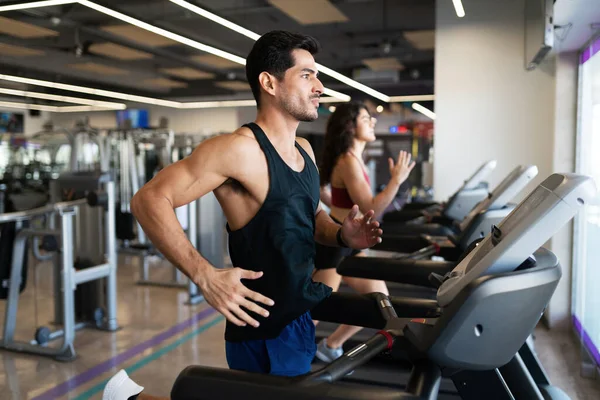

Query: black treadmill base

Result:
[310,358,459,397]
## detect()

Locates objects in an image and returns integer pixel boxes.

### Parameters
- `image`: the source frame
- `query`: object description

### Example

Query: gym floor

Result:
[1,255,600,400]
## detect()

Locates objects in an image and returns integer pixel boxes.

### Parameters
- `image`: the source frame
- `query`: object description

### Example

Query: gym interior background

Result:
[0,0,599,399]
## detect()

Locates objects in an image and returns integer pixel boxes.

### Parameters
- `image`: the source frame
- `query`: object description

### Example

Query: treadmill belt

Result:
[311,359,459,398]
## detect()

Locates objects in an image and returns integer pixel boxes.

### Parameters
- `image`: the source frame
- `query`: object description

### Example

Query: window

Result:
[572,34,600,368]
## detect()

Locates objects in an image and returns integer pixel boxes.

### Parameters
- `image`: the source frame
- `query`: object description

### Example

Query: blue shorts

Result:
[225,311,316,377]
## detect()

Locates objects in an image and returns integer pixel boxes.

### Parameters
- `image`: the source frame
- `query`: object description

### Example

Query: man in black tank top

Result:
[103,30,383,399]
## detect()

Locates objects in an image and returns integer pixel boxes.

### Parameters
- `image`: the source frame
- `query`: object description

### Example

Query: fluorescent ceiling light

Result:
[452,0,465,18]
[180,99,256,108]
[389,94,435,102]
[0,100,58,112]
[0,73,344,109]
[169,0,260,41]
[167,0,386,102]
[0,87,126,108]
[322,88,351,102]
[317,96,348,104]
[180,97,348,108]
[0,1,374,102]
[0,0,75,12]
[55,105,120,112]
[0,0,353,102]
[316,64,389,102]
[81,0,355,101]
[77,0,246,65]
[412,103,436,120]
[0,100,120,112]
[0,74,181,107]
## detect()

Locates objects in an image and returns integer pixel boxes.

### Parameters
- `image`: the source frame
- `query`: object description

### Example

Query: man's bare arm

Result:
[320,185,332,208]
[131,133,273,327]
[314,203,344,246]
[132,135,227,280]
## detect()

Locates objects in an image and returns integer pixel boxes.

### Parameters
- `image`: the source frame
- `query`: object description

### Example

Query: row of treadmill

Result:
[169,162,597,400]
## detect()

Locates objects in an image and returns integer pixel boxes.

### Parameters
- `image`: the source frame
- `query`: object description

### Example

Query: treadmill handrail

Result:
[458,165,538,232]
[311,292,440,329]
[461,160,497,191]
[337,256,454,288]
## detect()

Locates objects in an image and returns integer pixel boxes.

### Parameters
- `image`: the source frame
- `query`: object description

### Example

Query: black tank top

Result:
[225,123,332,342]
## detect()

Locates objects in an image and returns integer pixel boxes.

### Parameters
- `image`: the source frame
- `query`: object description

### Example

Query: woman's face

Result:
[354,108,377,142]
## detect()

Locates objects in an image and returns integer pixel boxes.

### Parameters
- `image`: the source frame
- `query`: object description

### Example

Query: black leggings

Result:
[314,215,361,270]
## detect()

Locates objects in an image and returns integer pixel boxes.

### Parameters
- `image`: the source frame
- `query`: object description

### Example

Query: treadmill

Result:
[315,167,561,387]
[384,159,497,223]
[169,173,595,400]
[331,164,539,303]
[382,164,538,237]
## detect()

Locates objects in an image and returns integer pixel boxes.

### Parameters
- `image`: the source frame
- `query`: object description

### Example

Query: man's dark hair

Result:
[246,30,320,108]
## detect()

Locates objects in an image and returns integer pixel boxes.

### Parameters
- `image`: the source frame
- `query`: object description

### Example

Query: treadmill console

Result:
[436,173,597,307]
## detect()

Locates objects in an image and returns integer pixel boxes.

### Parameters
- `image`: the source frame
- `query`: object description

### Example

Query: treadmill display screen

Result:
[463,186,548,276]
[572,35,600,368]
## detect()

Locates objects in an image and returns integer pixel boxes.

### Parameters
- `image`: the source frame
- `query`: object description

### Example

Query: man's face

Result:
[276,49,324,122]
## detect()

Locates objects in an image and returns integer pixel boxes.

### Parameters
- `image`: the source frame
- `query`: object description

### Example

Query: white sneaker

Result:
[315,338,344,363]
[102,370,144,400]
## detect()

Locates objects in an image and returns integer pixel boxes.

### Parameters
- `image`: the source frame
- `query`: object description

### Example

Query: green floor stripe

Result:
[74,315,225,400]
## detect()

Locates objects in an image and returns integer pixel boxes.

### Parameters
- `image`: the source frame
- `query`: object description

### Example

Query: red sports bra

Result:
[330,153,371,209]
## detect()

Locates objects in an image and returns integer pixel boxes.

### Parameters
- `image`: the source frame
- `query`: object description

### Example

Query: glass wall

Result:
[572,35,600,367]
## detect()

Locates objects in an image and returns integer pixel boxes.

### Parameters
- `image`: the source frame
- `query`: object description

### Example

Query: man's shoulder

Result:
[231,126,256,140]
[295,137,316,163]
[204,127,260,156]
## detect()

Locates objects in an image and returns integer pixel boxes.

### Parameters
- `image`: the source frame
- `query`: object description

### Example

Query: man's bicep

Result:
[141,138,229,208]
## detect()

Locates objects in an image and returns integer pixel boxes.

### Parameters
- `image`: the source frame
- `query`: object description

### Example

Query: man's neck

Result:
[255,107,300,152]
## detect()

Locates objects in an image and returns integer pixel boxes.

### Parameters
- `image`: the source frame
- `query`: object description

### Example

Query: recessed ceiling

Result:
[160,67,215,80]
[0,43,45,57]
[89,42,154,60]
[144,77,188,88]
[267,0,349,25]
[215,81,251,91]
[0,16,58,38]
[404,30,435,50]
[67,62,130,76]
[362,57,405,71]
[191,54,244,69]
[0,0,436,102]
[101,24,177,47]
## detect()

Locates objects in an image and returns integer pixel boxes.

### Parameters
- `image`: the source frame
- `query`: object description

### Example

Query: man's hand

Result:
[198,267,274,328]
[340,205,383,249]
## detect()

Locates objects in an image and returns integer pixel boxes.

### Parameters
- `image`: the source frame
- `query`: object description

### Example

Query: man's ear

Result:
[258,71,278,97]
